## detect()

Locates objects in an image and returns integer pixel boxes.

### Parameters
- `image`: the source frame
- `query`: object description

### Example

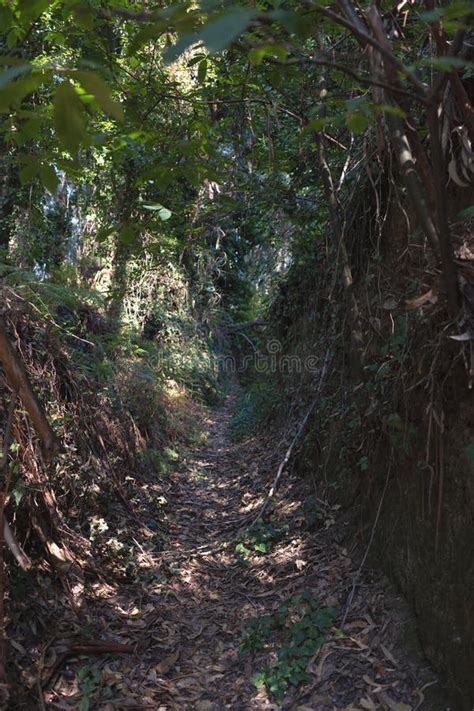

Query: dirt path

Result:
[47,393,452,710]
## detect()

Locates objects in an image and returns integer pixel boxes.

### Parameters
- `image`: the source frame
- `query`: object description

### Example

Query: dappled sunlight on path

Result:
[44,391,450,710]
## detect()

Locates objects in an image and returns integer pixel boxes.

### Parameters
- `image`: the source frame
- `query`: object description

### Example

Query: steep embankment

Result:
[257,188,474,709]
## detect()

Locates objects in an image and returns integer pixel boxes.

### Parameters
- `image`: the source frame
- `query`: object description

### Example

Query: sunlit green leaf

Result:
[249,44,287,65]
[143,204,172,221]
[74,71,124,122]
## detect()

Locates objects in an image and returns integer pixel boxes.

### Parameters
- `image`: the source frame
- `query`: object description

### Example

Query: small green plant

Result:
[75,662,101,711]
[194,468,208,481]
[235,519,289,557]
[241,592,336,703]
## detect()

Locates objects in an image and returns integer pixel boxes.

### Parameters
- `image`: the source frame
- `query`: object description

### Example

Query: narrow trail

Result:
[80,393,450,710]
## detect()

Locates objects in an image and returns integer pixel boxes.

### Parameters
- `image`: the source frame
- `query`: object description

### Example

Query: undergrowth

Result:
[234,519,289,558]
[229,377,276,441]
[241,591,337,703]
[0,260,221,584]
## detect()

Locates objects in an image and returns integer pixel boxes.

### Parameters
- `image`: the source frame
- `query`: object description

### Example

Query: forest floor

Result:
[40,390,452,711]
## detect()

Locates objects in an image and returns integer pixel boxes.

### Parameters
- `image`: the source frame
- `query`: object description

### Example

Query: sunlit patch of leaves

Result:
[234,519,289,557]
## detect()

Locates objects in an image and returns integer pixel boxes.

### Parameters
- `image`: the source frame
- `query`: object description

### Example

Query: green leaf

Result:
[78,696,89,711]
[19,160,40,184]
[248,44,287,65]
[142,204,172,221]
[197,59,207,83]
[11,483,26,506]
[0,7,15,28]
[166,7,256,61]
[419,56,474,71]
[346,112,369,133]
[40,164,58,193]
[96,226,115,243]
[18,0,54,23]
[419,8,444,22]
[200,7,256,53]
[301,117,328,136]
[251,671,266,688]
[6,29,20,49]
[74,71,124,121]
[0,72,46,110]
[187,54,207,67]
[119,224,137,245]
[375,103,406,118]
[165,32,199,64]
[54,81,86,154]
[457,205,474,219]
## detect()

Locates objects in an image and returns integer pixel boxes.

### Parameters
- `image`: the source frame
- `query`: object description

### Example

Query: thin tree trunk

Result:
[316,37,364,378]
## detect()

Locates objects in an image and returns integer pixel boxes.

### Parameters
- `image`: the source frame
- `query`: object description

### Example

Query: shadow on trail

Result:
[45,391,451,710]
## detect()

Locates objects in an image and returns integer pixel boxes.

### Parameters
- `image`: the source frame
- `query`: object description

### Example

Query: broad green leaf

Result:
[96,226,115,243]
[72,5,95,29]
[419,8,444,22]
[165,32,199,64]
[119,224,137,245]
[199,8,256,53]
[166,7,256,61]
[197,59,207,83]
[6,29,21,49]
[18,0,54,23]
[301,117,328,136]
[346,112,369,133]
[418,56,474,71]
[375,103,406,118]
[187,54,207,67]
[74,71,124,121]
[248,44,287,65]
[19,160,40,184]
[20,116,44,140]
[53,81,86,154]
[40,164,58,193]
[143,204,172,221]
[0,72,46,110]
